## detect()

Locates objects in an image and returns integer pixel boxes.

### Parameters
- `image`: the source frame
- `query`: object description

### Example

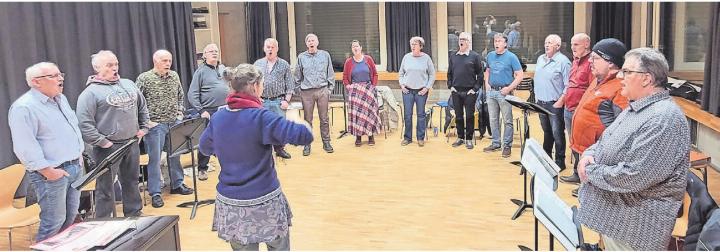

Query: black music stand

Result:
[167,117,213,220]
[505,96,553,220]
[337,85,349,139]
[72,138,138,218]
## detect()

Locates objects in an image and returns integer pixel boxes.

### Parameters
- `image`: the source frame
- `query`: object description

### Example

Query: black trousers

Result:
[197,107,218,171]
[451,89,478,140]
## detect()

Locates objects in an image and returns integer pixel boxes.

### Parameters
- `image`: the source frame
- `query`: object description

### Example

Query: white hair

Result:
[264,38,279,47]
[91,50,116,72]
[153,49,172,62]
[409,36,425,48]
[571,33,591,44]
[305,33,318,43]
[545,34,562,47]
[203,43,218,53]
[25,62,57,87]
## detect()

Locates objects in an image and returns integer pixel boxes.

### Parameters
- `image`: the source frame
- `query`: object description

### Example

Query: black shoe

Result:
[572,188,579,198]
[466,141,474,149]
[303,145,311,156]
[276,148,292,159]
[560,173,581,185]
[368,136,375,146]
[355,136,362,147]
[151,195,164,208]
[170,184,194,195]
[451,139,465,147]
[323,141,334,153]
[401,139,412,146]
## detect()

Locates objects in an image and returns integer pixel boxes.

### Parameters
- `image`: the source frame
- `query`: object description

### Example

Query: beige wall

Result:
[217,3,247,66]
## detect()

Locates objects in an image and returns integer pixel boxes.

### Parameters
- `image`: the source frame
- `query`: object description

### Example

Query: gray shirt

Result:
[294,50,335,91]
[398,53,436,89]
[578,91,690,250]
[76,76,150,147]
[8,89,84,171]
[188,63,229,110]
[254,57,294,99]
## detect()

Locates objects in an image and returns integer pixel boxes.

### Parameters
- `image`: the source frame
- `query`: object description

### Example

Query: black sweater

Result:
[447,50,484,92]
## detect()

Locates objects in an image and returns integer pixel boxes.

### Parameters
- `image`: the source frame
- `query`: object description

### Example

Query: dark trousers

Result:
[537,101,566,169]
[477,101,492,137]
[451,89,477,140]
[198,108,219,171]
[93,140,142,217]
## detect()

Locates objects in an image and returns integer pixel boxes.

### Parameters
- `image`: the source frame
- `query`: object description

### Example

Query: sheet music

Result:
[534,182,579,250]
[521,138,559,190]
[31,220,135,251]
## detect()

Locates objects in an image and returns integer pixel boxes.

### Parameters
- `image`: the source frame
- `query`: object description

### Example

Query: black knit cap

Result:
[592,38,627,67]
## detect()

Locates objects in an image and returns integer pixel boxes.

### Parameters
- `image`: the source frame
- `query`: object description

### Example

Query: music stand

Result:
[533,181,584,251]
[72,138,139,218]
[517,138,560,251]
[505,95,553,221]
[338,85,349,139]
[166,117,213,220]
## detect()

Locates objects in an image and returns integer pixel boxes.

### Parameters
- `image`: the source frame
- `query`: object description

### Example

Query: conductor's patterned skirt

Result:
[212,187,293,245]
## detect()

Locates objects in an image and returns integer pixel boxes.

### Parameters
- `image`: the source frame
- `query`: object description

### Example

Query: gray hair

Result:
[91,50,116,72]
[545,34,562,47]
[494,33,508,43]
[153,49,172,62]
[305,33,318,43]
[624,47,670,88]
[25,62,57,87]
[203,43,219,53]
[223,63,263,93]
[409,36,425,48]
[264,38,278,47]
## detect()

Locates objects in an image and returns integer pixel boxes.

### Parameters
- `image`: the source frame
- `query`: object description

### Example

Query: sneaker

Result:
[401,139,412,146]
[355,136,362,147]
[501,147,512,158]
[170,184,194,195]
[560,173,581,185]
[323,141,334,153]
[276,148,292,159]
[571,188,579,197]
[151,195,164,208]
[418,140,425,147]
[303,145,311,156]
[198,170,209,181]
[451,139,465,147]
[466,141,474,149]
[368,136,375,146]
[483,144,501,152]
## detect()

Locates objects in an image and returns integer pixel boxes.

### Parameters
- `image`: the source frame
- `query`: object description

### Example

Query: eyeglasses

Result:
[617,69,647,78]
[34,72,65,79]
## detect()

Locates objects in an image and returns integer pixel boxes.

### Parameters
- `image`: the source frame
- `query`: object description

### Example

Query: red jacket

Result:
[342,55,378,86]
[570,74,629,154]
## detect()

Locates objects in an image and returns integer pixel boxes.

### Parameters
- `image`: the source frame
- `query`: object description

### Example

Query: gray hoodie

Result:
[76,76,149,147]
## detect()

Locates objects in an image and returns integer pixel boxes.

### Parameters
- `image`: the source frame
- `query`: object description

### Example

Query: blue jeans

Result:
[28,162,81,241]
[486,90,514,148]
[144,122,184,196]
[564,108,574,138]
[537,101,566,169]
[402,89,428,141]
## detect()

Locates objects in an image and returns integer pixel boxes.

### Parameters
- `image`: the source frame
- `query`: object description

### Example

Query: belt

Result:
[536,100,557,104]
[489,86,506,91]
[262,95,285,101]
[109,138,135,144]
[59,158,80,168]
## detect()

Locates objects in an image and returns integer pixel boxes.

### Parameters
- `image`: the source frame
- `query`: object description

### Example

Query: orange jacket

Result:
[570,74,629,154]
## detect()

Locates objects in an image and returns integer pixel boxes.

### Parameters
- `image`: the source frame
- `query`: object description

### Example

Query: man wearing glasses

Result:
[9,62,84,241]
[577,48,689,250]
[188,43,228,181]
[568,38,629,197]
[76,50,149,218]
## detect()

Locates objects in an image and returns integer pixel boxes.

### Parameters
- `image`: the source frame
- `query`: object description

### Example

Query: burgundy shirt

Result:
[564,53,593,111]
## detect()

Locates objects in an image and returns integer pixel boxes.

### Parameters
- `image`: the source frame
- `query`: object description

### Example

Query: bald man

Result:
[136,50,194,208]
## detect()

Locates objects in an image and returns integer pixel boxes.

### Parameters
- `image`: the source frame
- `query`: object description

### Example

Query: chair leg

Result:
[8,229,12,251]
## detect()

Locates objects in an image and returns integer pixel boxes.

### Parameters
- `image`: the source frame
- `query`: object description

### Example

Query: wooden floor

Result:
[1,90,717,250]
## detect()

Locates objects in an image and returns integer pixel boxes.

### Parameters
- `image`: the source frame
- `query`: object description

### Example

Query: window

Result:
[470,2,574,64]
[447,2,464,53]
[294,2,381,71]
[662,2,711,71]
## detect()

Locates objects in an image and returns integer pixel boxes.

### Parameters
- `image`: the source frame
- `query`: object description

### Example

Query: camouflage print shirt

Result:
[136,70,185,123]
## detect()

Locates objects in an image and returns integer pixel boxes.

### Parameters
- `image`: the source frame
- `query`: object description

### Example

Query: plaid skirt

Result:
[212,187,293,245]
[347,82,382,136]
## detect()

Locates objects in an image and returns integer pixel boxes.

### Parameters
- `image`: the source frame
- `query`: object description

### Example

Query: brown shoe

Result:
[501,147,512,158]
[368,136,375,146]
[418,140,425,147]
